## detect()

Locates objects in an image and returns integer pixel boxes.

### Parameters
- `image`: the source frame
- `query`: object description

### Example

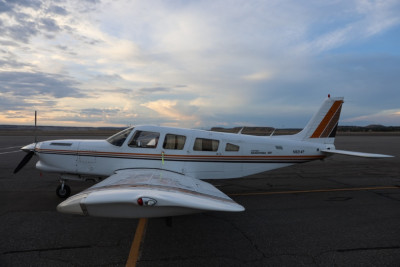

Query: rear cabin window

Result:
[225,143,240,152]
[193,138,219,151]
[129,131,160,148]
[163,134,186,150]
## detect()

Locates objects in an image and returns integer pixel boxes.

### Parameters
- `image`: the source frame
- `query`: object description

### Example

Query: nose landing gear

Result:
[56,180,71,198]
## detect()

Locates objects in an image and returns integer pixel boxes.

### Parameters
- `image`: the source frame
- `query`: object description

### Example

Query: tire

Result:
[56,184,71,198]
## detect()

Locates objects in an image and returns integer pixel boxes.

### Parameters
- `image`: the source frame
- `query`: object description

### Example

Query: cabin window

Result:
[106,127,134,146]
[225,143,240,152]
[193,138,219,151]
[163,134,186,150]
[129,131,160,148]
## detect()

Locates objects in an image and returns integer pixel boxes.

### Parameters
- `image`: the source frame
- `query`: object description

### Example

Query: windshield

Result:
[106,127,134,146]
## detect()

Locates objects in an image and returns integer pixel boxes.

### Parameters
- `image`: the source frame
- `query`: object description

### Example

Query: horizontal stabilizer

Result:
[322,149,393,158]
[57,169,244,218]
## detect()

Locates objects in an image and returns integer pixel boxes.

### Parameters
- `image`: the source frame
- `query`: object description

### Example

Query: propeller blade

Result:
[14,151,35,174]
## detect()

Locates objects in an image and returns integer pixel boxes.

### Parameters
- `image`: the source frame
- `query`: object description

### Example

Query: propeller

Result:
[13,151,35,174]
[13,111,38,174]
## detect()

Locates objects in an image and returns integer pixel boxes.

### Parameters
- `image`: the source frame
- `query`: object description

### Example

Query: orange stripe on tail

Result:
[310,100,343,138]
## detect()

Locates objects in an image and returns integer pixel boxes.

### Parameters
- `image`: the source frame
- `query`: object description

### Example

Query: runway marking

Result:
[229,186,400,196]
[122,186,399,265]
[0,146,23,150]
[0,150,21,155]
[126,218,148,267]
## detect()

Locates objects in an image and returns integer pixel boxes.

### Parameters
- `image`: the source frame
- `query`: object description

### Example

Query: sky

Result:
[0,0,399,129]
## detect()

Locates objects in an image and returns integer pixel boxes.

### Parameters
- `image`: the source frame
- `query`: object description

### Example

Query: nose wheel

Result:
[56,180,71,198]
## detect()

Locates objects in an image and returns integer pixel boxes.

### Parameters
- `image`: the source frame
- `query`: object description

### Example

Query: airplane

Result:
[14,95,392,218]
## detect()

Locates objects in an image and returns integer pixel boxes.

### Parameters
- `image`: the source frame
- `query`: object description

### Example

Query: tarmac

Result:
[0,135,399,266]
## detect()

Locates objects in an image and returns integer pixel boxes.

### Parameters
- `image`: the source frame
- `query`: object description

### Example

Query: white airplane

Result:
[14,96,392,218]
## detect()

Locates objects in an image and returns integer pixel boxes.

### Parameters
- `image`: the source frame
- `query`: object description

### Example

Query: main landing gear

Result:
[56,180,71,198]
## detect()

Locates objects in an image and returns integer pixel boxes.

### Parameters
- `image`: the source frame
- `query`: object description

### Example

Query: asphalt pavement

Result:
[0,135,399,266]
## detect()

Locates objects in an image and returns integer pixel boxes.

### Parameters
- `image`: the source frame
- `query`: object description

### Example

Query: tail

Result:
[290,95,393,158]
[293,95,344,144]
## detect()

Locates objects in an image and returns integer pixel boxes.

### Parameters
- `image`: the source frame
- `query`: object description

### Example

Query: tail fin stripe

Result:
[310,100,343,138]
[321,104,342,137]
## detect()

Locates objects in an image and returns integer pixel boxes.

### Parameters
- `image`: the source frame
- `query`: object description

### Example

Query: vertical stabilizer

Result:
[294,96,344,144]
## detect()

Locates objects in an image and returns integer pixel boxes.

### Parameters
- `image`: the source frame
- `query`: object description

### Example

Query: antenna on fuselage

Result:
[269,128,276,137]
[237,127,245,134]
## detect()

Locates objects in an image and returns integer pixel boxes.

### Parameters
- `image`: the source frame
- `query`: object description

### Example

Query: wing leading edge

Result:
[57,169,244,218]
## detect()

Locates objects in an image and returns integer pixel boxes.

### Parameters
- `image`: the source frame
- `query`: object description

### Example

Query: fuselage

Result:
[33,125,333,180]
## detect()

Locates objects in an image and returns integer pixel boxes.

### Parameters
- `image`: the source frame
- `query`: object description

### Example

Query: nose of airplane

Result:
[14,143,38,174]
[21,143,36,152]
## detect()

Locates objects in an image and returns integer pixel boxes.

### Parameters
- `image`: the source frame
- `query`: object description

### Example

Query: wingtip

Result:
[57,194,87,215]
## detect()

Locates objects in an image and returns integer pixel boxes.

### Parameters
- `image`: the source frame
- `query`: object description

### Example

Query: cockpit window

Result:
[129,131,160,148]
[106,127,134,146]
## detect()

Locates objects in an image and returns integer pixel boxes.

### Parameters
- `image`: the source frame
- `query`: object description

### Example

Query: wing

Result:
[322,149,393,158]
[57,169,244,218]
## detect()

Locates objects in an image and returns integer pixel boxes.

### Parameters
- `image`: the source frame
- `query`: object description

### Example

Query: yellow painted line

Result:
[229,186,400,196]
[126,218,148,267]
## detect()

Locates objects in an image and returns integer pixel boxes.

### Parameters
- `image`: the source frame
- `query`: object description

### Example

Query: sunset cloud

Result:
[0,0,399,128]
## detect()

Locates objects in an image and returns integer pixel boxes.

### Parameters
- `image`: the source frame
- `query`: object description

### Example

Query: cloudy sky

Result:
[0,0,399,128]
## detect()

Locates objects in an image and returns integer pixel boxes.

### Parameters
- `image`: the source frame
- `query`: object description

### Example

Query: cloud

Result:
[138,87,170,94]
[0,51,32,69]
[0,1,60,43]
[92,74,124,83]
[141,99,199,126]
[343,109,400,126]
[47,5,68,16]
[4,0,42,10]
[0,0,100,46]
[0,95,34,111]
[0,1,13,13]
[0,95,57,112]
[0,0,399,127]
[45,107,137,127]
[302,0,400,53]
[39,18,61,33]
[57,108,124,124]
[81,108,120,116]
[5,21,39,43]
[0,71,84,98]
[242,70,274,82]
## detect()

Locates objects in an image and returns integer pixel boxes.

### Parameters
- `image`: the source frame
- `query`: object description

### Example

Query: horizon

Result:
[1,123,399,130]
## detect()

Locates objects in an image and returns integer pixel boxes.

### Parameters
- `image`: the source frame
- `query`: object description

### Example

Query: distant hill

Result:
[211,127,300,136]
[212,125,400,136]
[338,125,400,132]
[1,124,399,137]
[0,125,125,136]
[0,125,125,131]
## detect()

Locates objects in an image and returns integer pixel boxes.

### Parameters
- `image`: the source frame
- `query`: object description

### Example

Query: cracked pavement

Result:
[1,135,399,266]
